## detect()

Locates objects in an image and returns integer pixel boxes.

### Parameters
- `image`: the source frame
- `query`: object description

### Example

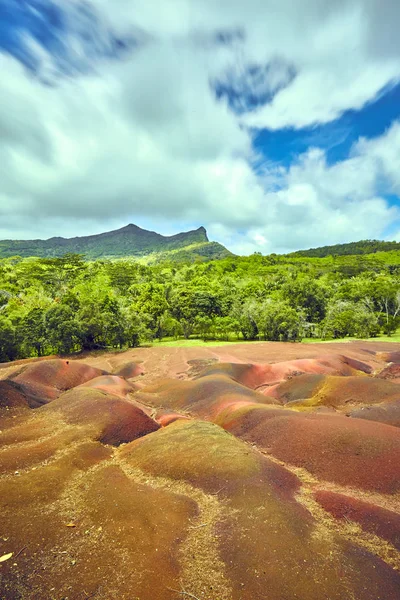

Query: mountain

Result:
[0,224,232,261]
[288,239,400,258]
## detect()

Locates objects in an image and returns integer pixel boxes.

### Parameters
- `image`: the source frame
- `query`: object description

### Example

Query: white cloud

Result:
[240,134,400,253]
[355,122,400,194]
[93,0,400,129]
[0,0,400,253]
[244,62,400,130]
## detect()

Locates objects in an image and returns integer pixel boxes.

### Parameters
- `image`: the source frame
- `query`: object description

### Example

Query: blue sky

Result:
[0,0,400,254]
[0,0,133,73]
[253,81,400,167]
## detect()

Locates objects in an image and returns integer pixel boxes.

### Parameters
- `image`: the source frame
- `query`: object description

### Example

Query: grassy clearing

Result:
[151,331,400,348]
[303,331,400,344]
[150,338,238,348]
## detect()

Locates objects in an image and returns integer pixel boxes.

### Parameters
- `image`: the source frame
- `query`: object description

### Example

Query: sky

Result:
[0,0,400,254]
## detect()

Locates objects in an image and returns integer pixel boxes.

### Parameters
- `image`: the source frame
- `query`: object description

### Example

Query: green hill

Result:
[289,239,400,258]
[143,241,233,264]
[0,224,232,261]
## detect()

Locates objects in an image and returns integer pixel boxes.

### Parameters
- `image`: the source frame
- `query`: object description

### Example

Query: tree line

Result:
[1,250,400,361]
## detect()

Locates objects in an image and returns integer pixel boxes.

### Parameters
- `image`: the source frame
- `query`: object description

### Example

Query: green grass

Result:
[150,338,239,348]
[151,331,400,348]
[302,331,400,344]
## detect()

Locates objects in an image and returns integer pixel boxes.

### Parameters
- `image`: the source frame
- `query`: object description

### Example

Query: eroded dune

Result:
[1,341,400,599]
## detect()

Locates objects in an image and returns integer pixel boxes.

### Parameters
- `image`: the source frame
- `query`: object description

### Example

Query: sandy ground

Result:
[76,340,400,384]
[1,341,400,599]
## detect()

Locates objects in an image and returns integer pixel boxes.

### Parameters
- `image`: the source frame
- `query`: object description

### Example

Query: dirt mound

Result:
[349,400,400,428]
[267,374,400,412]
[7,359,106,407]
[113,360,144,379]
[1,342,400,599]
[315,491,400,551]
[264,373,326,403]
[218,407,400,493]
[135,373,279,420]
[376,362,400,381]
[12,359,106,389]
[0,380,40,410]
[6,418,396,600]
[79,374,140,397]
[76,341,399,385]
[41,387,160,446]
[118,420,400,600]
[376,351,400,364]
[198,354,370,391]
[155,409,192,427]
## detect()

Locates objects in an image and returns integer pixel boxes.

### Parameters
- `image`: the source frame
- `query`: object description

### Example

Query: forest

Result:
[290,239,400,257]
[1,249,400,362]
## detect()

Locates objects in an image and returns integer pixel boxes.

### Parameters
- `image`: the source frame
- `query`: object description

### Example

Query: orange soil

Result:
[1,340,400,599]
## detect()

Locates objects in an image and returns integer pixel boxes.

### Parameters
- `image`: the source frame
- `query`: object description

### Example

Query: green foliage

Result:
[158,312,183,340]
[321,301,379,339]
[290,239,400,258]
[0,224,231,261]
[381,315,400,336]
[0,316,18,361]
[280,276,326,322]
[231,299,259,340]
[19,308,48,356]
[2,244,400,362]
[45,304,81,354]
[255,299,304,342]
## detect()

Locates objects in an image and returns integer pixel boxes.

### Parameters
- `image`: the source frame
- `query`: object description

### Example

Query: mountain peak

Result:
[196,226,209,241]
[0,223,228,261]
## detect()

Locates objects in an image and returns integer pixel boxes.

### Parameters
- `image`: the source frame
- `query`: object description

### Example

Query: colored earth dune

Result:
[0,340,400,599]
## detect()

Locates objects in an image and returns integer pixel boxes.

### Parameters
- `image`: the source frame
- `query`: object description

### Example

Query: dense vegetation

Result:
[0,224,231,261]
[1,247,400,362]
[290,239,400,258]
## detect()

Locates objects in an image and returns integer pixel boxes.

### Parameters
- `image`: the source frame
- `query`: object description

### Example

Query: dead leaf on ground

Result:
[0,553,13,563]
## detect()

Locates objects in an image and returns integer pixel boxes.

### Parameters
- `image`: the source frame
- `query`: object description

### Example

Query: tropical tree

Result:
[0,316,18,362]
[18,307,48,356]
[45,304,81,354]
[322,301,379,339]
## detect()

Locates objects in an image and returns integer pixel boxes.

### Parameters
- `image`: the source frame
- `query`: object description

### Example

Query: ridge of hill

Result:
[289,239,400,258]
[0,224,232,261]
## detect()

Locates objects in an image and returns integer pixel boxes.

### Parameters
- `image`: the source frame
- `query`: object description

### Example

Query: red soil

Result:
[266,373,400,411]
[112,360,144,378]
[219,407,400,493]
[13,359,106,389]
[2,342,400,599]
[80,341,394,386]
[120,419,302,500]
[376,351,400,364]
[120,420,400,600]
[41,387,160,446]
[0,380,37,409]
[349,400,400,428]
[198,354,371,392]
[79,374,140,397]
[315,490,400,550]
[155,409,192,426]
[263,373,326,402]
[376,362,400,382]
[135,373,278,421]
[7,359,106,407]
